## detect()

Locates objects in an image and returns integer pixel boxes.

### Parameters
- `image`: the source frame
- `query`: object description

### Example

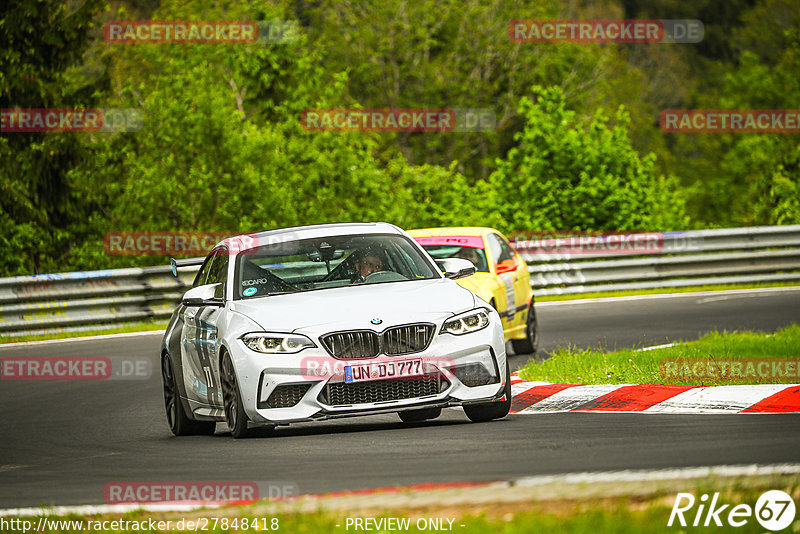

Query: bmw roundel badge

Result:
[370,318,382,325]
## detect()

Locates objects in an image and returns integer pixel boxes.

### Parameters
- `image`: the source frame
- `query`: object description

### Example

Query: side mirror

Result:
[182,284,224,307]
[495,258,518,274]
[436,258,476,280]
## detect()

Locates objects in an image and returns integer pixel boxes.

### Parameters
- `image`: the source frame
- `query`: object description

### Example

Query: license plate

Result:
[344,359,423,383]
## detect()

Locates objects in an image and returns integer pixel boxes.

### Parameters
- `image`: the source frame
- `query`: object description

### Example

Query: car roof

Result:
[219,222,405,253]
[407,227,498,238]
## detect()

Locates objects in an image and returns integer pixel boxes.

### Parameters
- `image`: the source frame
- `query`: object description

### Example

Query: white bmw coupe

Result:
[161,222,510,438]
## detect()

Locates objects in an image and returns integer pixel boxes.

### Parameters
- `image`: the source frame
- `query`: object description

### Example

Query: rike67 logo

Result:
[668,490,796,531]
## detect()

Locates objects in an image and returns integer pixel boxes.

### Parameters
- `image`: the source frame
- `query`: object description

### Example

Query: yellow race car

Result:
[409,227,538,354]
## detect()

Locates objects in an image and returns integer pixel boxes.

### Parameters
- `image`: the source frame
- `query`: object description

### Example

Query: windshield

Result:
[419,244,489,273]
[234,234,440,299]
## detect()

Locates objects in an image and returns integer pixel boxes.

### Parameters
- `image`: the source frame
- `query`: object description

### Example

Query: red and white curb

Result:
[509,373,800,414]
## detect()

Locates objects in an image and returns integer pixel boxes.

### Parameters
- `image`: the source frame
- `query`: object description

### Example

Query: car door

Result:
[487,233,525,327]
[499,233,531,320]
[485,233,514,327]
[181,247,228,409]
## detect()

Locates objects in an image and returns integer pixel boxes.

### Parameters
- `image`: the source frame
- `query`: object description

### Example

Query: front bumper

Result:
[228,318,507,425]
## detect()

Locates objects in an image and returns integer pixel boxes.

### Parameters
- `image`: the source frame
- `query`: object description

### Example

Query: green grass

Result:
[6,476,798,533]
[535,281,800,302]
[518,325,800,385]
[0,321,168,344]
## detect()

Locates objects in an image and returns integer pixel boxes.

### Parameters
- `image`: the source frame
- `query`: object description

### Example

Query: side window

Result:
[206,248,229,298]
[485,234,502,265]
[495,234,515,263]
[488,234,514,264]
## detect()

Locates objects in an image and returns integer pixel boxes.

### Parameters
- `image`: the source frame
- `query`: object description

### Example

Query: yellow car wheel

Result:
[510,303,538,354]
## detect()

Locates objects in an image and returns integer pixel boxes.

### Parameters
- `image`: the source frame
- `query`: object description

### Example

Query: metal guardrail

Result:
[1,225,799,336]
[0,266,198,335]
[515,226,800,296]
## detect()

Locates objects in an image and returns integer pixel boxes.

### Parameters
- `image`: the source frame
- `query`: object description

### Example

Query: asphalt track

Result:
[0,289,798,508]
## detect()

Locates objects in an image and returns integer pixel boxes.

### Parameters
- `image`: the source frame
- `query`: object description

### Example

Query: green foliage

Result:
[0,0,108,275]
[489,86,688,232]
[3,0,799,276]
[720,37,800,225]
[304,0,651,183]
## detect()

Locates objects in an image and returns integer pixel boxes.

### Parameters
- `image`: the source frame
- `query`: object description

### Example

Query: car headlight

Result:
[240,333,316,354]
[440,308,491,335]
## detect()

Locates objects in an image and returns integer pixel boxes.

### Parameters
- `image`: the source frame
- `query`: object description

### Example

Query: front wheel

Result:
[221,352,271,439]
[510,303,538,355]
[161,355,216,436]
[463,362,511,423]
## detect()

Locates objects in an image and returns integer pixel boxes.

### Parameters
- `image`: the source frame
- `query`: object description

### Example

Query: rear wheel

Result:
[463,362,511,423]
[510,303,538,355]
[161,355,216,436]
[398,407,441,423]
[221,352,271,438]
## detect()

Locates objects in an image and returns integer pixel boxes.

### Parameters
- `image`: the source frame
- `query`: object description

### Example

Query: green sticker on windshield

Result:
[243,287,257,297]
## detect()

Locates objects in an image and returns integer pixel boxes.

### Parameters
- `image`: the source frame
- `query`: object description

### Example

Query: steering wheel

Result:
[361,271,409,284]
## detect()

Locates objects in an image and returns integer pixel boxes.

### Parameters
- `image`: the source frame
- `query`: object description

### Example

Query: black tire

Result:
[161,355,216,436]
[398,407,442,423]
[220,352,273,438]
[463,362,511,423]
[510,303,538,355]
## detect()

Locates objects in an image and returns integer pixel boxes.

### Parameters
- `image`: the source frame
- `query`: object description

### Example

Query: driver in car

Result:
[352,247,388,283]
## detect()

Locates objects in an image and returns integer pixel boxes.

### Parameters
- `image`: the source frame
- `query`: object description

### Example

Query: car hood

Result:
[229,278,477,333]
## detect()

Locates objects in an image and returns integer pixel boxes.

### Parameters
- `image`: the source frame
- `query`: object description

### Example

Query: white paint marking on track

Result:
[536,286,800,307]
[517,384,626,413]
[0,502,220,518]
[643,384,793,414]
[0,330,165,349]
[513,463,800,487]
[4,464,800,518]
[635,342,678,352]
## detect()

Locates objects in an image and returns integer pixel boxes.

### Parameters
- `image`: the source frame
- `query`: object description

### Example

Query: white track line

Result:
[513,463,800,486]
[636,343,678,352]
[0,330,165,348]
[3,464,799,517]
[0,502,220,518]
[536,286,800,307]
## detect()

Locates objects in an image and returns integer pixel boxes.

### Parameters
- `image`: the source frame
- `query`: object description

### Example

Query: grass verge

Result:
[535,281,800,302]
[518,325,800,385]
[5,471,798,533]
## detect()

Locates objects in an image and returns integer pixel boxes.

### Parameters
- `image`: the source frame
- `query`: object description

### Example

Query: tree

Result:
[0,0,107,275]
[489,86,688,232]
